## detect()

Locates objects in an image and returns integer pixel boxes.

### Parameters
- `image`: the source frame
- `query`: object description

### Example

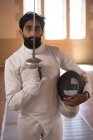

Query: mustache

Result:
[26,37,40,41]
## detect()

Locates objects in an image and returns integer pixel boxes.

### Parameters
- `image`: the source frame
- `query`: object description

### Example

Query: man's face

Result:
[20,19,43,49]
[21,19,43,38]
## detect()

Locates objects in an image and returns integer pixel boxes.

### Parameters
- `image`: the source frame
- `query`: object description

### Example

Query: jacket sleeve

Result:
[59,97,79,118]
[4,60,41,111]
[57,49,92,117]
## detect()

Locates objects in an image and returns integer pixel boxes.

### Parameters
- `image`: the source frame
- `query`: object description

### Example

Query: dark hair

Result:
[19,12,45,30]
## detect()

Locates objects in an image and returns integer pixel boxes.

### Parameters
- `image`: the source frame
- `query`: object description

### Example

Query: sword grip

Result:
[38,67,42,80]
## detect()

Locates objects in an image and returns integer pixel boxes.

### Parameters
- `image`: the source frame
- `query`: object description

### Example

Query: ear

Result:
[19,29,23,35]
[41,30,44,36]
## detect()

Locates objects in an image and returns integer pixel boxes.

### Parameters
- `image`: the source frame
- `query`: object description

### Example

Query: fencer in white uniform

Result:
[4,12,92,140]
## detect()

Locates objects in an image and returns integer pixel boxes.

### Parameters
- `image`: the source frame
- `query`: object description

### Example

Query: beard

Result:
[23,36,42,49]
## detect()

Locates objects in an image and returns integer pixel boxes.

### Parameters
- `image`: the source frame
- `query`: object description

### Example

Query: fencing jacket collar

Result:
[23,43,45,55]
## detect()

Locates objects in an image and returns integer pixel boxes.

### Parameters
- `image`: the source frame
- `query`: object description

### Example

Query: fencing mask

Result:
[57,70,85,100]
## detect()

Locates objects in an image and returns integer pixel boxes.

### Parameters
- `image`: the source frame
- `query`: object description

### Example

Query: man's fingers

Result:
[63,93,88,107]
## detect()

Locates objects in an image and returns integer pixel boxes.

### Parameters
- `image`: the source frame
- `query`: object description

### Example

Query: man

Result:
[4,12,92,140]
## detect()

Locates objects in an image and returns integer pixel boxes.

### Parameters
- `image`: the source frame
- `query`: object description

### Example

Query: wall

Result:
[0,0,93,65]
[0,0,23,66]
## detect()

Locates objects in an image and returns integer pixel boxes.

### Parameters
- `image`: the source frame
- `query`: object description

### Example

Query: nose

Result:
[29,29,36,37]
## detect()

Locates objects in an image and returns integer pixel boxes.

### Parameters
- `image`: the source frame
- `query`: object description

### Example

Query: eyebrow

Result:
[25,25,41,27]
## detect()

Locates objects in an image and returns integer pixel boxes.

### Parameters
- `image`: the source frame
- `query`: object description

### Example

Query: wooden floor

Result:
[0,66,93,140]
[63,113,93,140]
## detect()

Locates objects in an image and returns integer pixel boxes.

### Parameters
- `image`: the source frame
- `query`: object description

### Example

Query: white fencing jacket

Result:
[4,44,92,133]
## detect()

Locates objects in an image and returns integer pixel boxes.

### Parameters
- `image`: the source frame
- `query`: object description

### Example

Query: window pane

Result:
[23,0,41,14]
[44,0,66,40]
[70,0,86,39]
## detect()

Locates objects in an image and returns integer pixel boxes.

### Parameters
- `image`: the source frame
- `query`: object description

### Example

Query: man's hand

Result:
[63,91,90,107]
[23,67,42,96]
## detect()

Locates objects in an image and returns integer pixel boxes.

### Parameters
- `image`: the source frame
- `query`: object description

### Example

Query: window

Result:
[23,0,41,14]
[23,0,86,40]
[44,0,66,40]
[69,0,86,39]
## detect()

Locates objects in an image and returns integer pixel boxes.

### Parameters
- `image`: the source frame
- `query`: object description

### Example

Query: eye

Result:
[25,25,32,31]
[35,26,41,32]
[24,25,41,32]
